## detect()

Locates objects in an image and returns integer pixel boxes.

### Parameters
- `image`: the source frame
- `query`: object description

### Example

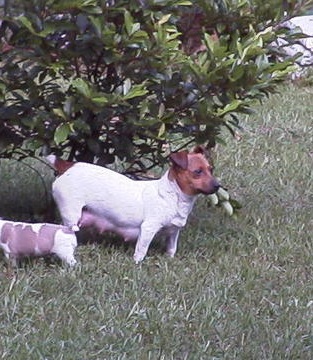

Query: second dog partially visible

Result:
[0,220,78,266]
[47,146,219,263]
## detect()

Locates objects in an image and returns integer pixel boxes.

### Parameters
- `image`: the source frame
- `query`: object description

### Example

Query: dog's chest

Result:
[157,197,195,228]
[143,175,196,228]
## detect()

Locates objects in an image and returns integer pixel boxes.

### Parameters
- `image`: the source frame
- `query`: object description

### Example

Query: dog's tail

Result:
[46,155,75,176]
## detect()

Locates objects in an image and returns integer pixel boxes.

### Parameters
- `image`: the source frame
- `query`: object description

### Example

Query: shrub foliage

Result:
[0,0,312,173]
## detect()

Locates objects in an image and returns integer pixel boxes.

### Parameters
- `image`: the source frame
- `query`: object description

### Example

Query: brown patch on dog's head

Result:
[169,147,219,196]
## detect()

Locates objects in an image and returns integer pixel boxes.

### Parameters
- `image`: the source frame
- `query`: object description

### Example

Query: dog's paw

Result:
[133,253,144,264]
[166,249,176,258]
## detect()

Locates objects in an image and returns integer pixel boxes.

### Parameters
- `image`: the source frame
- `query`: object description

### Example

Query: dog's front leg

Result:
[166,227,180,258]
[133,222,160,264]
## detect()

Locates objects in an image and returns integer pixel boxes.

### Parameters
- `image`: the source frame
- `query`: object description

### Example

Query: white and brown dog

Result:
[0,220,77,266]
[47,146,219,263]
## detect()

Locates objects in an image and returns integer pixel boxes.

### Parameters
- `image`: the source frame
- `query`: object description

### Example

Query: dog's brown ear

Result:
[192,145,206,154]
[170,151,188,170]
[192,145,211,159]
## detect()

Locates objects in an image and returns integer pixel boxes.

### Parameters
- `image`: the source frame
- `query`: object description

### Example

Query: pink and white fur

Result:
[0,219,78,266]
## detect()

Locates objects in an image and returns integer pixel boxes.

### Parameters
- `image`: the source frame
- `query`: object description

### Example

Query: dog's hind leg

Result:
[52,192,85,228]
[59,206,84,229]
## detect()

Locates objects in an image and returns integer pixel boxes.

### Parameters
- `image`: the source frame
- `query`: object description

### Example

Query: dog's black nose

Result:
[213,180,220,192]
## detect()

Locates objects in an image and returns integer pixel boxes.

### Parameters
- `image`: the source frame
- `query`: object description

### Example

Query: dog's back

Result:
[47,156,157,228]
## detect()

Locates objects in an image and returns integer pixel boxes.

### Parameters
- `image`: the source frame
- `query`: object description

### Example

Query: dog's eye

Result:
[193,169,203,176]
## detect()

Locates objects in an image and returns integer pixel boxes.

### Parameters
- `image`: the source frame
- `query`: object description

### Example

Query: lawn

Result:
[0,83,312,359]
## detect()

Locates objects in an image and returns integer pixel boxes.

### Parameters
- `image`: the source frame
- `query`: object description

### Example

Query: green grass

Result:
[0,83,312,359]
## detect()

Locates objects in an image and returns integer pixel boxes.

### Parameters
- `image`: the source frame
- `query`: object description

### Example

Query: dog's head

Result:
[169,145,220,196]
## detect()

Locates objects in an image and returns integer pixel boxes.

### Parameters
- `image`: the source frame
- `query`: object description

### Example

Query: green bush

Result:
[0,0,311,174]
